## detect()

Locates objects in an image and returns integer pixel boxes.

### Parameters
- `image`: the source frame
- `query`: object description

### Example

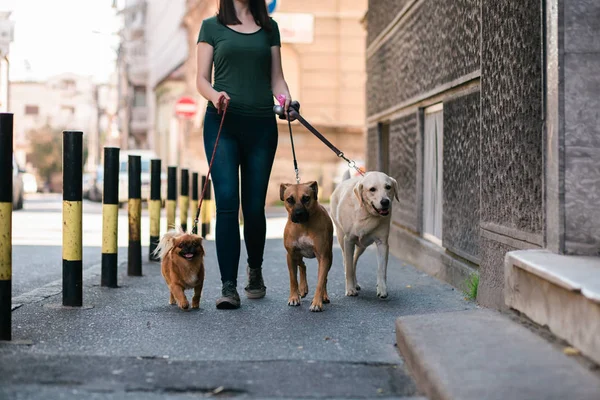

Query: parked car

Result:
[118,150,167,206]
[22,172,38,194]
[87,165,104,202]
[12,156,25,210]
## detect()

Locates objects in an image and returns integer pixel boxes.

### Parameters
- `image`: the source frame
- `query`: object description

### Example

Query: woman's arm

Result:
[271,46,294,119]
[196,42,229,111]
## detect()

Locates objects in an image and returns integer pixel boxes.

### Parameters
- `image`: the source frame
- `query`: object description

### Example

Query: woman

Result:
[196,0,293,309]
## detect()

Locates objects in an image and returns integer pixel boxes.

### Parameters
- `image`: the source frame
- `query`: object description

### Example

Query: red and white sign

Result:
[174,96,198,119]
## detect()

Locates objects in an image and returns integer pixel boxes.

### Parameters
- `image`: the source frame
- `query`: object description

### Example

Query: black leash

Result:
[274,101,364,178]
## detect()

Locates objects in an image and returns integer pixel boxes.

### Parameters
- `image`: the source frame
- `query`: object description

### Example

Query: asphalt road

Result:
[3,193,475,399]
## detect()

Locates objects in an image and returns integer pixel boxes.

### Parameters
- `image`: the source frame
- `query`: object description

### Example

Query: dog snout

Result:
[380,198,390,208]
[291,207,309,223]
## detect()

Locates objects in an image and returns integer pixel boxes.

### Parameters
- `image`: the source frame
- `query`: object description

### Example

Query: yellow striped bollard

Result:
[127,155,142,276]
[167,166,177,231]
[179,168,189,232]
[62,131,83,307]
[149,159,161,262]
[201,175,213,237]
[0,113,13,340]
[101,147,119,287]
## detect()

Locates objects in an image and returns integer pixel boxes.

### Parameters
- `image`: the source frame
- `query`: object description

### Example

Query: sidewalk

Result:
[1,237,470,399]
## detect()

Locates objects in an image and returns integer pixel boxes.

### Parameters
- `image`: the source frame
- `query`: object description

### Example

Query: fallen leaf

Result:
[563,347,580,356]
[406,285,411,288]
[376,388,384,394]
[324,336,331,341]
[213,386,225,394]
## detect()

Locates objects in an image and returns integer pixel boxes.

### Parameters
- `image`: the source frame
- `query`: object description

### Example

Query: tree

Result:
[27,125,63,188]
[27,125,90,189]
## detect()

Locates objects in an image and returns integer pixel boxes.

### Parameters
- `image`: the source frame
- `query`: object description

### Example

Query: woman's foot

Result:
[216,281,241,309]
[244,266,266,299]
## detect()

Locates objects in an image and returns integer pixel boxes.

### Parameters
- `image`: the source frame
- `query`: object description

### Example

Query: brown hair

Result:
[217,0,272,32]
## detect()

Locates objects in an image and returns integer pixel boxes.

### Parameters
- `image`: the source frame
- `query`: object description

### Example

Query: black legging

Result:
[203,106,278,286]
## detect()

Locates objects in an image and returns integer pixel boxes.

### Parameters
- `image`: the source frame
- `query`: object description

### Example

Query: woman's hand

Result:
[282,93,297,122]
[211,91,230,113]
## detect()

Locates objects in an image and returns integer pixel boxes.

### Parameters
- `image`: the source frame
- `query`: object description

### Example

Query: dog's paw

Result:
[169,294,176,305]
[345,287,359,297]
[191,300,200,309]
[309,301,323,312]
[322,293,331,304]
[376,286,388,299]
[299,285,309,298]
[179,301,190,310]
[356,284,361,291]
[288,296,301,306]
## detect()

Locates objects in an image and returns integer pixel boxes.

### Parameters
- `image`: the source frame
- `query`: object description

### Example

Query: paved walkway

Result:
[1,235,474,399]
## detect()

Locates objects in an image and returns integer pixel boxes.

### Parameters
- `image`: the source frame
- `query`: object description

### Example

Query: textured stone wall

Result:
[479,0,543,308]
[563,0,600,255]
[443,91,481,262]
[388,114,419,232]
[366,0,413,45]
[366,125,379,172]
[367,0,480,116]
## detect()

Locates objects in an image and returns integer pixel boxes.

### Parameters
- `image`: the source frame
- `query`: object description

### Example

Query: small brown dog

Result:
[280,181,334,312]
[153,229,205,310]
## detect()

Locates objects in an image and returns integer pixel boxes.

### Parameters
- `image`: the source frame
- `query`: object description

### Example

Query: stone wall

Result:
[563,0,600,255]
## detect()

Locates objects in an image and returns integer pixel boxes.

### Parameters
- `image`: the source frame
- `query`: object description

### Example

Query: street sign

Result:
[267,0,279,14]
[174,96,198,119]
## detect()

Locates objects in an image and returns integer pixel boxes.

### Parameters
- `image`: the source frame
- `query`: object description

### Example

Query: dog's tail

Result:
[152,228,183,260]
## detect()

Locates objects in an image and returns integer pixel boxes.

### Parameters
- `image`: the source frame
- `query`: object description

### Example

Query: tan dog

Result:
[329,171,399,299]
[153,229,205,310]
[280,181,334,312]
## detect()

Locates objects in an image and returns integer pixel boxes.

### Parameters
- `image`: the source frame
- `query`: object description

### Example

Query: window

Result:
[377,121,390,174]
[133,86,146,107]
[25,105,39,115]
[422,103,443,246]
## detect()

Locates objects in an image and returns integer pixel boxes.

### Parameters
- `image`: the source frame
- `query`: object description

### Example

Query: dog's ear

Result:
[307,181,318,200]
[280,183,291,201]
[353,182,364,206]
[390,177,400,202]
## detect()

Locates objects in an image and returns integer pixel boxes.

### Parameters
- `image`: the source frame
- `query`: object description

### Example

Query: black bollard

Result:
[101,147,120,287]
[128,155,142,276]
[62,131,83,307]
[201,176,212,237]
[180,169,189,232]
[167,166,177,231]
[191,172,198,231]
[0,113,13,340]
[149,159,161,262]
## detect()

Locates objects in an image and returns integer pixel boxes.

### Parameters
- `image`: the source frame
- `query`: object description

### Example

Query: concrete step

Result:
[395,309,600,400]
[505,249,600,365]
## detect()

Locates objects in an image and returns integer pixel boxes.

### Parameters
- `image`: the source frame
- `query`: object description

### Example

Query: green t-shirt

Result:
[197,16,281,117]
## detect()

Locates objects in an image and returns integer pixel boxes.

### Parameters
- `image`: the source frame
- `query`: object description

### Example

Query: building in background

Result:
[116,0,150,151]
[9,73,106,186]
[365,0,600,365]
[0,11,15,113]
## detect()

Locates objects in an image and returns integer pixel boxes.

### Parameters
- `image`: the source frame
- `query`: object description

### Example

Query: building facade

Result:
[365,0,600,361]
[0,12,14,114]
[116,0,151,151]
[9,73,101,172]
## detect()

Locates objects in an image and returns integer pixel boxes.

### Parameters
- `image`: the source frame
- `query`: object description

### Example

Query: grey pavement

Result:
[1,225,476,398]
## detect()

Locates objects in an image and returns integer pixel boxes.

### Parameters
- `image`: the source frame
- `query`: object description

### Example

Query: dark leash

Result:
[274,101,365,180]
[192,96,229,236]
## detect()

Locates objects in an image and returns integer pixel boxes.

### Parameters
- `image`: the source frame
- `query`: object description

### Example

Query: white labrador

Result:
[329,171,399,298]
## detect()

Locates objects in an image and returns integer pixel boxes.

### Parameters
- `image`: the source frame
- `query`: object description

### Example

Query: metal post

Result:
[128,155,142,276]
[179,169,189,232]
[149,159,161,261]
[0,113,13,340]
[167,166,177,231]
[101,147,119,287]
[191,172,198,231]
[63,131,83,307]
[201,176,212,237]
